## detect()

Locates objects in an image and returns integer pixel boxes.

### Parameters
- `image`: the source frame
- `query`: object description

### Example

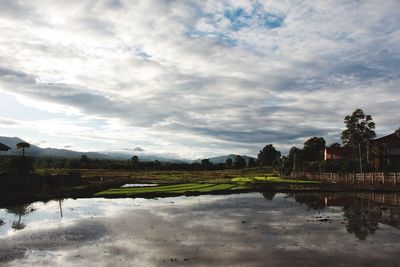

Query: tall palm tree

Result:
[16,142,30,157]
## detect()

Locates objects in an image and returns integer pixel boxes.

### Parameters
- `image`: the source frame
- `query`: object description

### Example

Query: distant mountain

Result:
[0,136,111,159]
[101,151,190,163]
[197,154,257,164]
[0,136,190,163]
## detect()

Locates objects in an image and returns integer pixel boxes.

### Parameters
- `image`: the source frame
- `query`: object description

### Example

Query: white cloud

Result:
[0,0,399,158]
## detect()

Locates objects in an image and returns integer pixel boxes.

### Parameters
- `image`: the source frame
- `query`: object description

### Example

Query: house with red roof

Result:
[324,147,353,161]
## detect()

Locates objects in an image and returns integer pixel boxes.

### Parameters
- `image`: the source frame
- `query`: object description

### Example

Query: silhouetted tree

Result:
[16,142,30,157]
[131,155,139,164]
[80,155,90,168]
[201,158,212,170]
[154,160,161,168]
[225,158,233,169]
[341,109,376,148]
[247,157,257,168]
[285,147,305,172]
[258,144,281,166]
[303,137,326,161]
[233,155,246,169]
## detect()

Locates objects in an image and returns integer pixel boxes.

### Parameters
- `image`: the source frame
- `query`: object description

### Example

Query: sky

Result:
[0,0,399,159]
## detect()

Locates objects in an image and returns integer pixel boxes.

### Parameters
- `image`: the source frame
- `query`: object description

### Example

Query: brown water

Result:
[0,192,399,266]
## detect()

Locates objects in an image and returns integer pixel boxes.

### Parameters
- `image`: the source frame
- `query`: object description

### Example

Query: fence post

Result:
[382,172,385,185]
[372,172,374,184]
[353,172,355,184]
[363,173,366,184]
[395,173,398,186]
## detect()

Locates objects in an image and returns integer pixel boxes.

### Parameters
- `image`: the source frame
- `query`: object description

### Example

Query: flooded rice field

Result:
[0,192,400,267]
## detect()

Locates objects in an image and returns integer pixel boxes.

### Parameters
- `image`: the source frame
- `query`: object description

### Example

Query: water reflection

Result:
[0,192,399,266]
[262,191,276,201]
[5,204,33,231]
[292,192,400,240]
[0,192,399,240]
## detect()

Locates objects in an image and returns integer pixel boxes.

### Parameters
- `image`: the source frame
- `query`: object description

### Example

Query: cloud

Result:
[0,118,19,126]
[0,0,399,158]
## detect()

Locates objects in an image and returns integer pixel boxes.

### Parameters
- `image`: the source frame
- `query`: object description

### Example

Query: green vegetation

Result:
[95,183,238,196]
[95,176,320,197]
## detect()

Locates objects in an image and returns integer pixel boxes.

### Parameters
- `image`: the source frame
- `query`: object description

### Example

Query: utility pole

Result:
[359,143,363,173]
[293,152,296,173]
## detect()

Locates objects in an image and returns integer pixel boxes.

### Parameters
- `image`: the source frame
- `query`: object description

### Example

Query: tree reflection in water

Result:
[343,199,379,240]
[290,192,400,240]
[262,191,276,201]
[6,204,33,231]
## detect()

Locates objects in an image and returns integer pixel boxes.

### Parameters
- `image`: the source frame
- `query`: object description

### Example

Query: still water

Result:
[0,192,400,267]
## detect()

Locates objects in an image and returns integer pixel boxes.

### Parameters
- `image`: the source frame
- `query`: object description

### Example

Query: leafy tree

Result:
[233,155,246,169]
[7,156,34,174]
[154,160,161,168]
[131,155,139,164]
[247,157,257,168]
[201,158,210,165]
[286,147,304,172]
[16,142,30,157]
[303,137,326,161]
[341,109,376,148]
[225,158,233,169]
[80,155,90,168]
[257,144,281,166]
[201,158,212,170]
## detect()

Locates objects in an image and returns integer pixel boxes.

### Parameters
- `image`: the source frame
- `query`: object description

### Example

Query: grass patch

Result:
[93,174,321,197]
[95,183,239,196]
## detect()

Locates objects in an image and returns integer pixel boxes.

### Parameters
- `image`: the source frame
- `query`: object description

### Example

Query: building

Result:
[324,147,353,161]
[0,143,11,151]
[367,131,400,170]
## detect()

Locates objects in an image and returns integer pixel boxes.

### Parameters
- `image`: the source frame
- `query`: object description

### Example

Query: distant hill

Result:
[0,136,111,159]
[0,136,255,164]
[0,136,188,162]
[197,154,257,164]
[101,151,190,163]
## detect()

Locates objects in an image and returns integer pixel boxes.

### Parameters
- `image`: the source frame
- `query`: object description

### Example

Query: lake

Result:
[0,192,400,266]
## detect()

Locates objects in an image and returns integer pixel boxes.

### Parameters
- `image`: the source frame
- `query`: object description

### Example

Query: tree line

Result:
[1,108,398,174]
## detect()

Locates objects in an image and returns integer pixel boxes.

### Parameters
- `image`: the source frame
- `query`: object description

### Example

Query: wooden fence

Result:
[356,192,400,206]
[292,172,400,186]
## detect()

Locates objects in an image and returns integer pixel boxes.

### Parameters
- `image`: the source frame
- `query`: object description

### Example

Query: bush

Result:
[6,157,34,174]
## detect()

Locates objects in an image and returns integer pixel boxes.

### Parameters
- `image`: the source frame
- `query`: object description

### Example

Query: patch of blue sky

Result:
[131,47,152,60]
[263,99,281,107]
[186,29,237,47]
[223,4,285,31]
[224,8,251,31]
[260,13,285,29]
[0,92,59,121]
[118,45,151,60]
